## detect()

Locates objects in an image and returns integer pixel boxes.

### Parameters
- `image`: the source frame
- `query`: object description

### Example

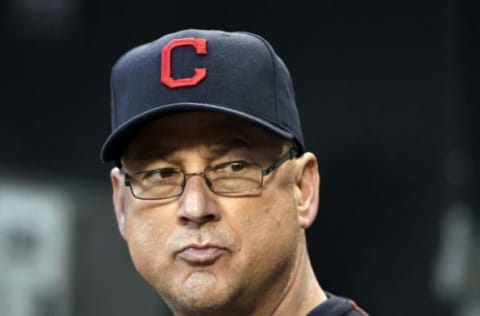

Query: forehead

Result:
[123,111,286,159]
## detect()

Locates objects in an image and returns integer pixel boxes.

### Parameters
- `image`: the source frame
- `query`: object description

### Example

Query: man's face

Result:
[111,112,313,315]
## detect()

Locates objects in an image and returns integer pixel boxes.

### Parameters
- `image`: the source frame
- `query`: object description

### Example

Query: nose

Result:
[176,174,220,225]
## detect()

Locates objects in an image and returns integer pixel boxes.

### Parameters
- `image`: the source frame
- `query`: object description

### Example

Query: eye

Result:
[210,161,260,178]
[143,168,179,181]
[222,161,249,173]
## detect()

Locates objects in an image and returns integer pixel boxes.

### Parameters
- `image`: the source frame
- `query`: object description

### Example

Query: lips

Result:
[177,245,226,264]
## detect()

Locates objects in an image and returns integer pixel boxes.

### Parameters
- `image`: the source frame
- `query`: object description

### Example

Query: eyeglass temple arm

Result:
[119,169,132,186]
[262,147,298,176]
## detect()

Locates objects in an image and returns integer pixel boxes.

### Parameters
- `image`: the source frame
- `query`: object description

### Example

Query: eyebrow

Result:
[208,136,252,156]
[128,135,253,162]
[134,145,174,161]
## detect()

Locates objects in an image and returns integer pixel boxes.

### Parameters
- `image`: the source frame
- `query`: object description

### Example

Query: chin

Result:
[161,272,241,315]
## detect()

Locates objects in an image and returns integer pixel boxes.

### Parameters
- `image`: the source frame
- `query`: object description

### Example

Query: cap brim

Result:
[100,103,298,163]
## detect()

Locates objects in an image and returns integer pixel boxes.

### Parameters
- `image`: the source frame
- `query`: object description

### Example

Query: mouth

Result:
[177,244,227,265]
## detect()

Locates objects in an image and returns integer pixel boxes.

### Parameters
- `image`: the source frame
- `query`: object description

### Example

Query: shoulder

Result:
[306,292,369,316]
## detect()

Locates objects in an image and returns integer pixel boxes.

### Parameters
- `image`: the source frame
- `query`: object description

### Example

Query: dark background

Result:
[1,0,479,315]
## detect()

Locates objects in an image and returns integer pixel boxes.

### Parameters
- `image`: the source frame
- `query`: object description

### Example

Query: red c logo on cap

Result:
[161,37,207,88]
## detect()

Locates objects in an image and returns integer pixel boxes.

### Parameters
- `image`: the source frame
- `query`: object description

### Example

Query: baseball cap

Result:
[100,28,305,163]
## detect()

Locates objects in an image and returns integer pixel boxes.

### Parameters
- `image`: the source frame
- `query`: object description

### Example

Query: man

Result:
[101,29,368,316]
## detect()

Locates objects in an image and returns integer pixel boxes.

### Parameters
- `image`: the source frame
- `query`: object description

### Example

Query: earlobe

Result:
[294,153,320,229]
[111,167,128,239]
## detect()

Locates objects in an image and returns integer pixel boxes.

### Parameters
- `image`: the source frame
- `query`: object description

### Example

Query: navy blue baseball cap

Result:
[100,29,305,163]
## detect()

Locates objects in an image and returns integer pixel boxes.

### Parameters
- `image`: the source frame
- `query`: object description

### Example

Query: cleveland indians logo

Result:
[160,37,207,88]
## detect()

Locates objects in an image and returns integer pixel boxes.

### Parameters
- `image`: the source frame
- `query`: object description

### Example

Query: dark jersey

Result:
[307,292,368,316]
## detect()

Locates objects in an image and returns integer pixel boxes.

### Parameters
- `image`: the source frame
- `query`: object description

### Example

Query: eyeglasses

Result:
[123,147,298,200]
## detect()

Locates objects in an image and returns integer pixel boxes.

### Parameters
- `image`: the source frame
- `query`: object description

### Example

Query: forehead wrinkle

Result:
[123,112,286,166]
[125,134,254,165]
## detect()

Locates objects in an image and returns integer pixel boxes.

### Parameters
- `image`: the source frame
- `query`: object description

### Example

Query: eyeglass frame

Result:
[122,147,299,200]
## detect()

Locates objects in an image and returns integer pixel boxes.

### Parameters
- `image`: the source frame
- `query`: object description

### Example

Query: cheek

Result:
[123,205,173,281]
[260,184,297,231]
[233,190,299,260]
[223,192,299,294]
[127,218,162,253]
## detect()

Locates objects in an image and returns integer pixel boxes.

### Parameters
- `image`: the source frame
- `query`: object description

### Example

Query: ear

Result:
[111,167,128,239]
[293,152,320,229]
